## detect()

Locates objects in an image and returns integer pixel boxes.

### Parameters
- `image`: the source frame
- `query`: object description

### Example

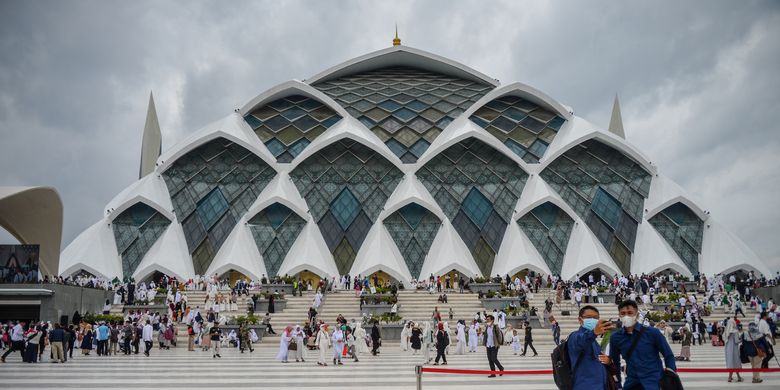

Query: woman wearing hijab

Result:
[422,321,434,364]
[467,321,478,352]
[354,322,369,355]
[455,320,466,354]
[410,323,422,354]
[433,322,449,365]
[276,326,292,363]
[723,317,743,382]
[292,325,305,362]
[742,322,769,383]
[331,325,345,365]
[315,324,331,366]
[400,321,411,352]
[80,323,94,355]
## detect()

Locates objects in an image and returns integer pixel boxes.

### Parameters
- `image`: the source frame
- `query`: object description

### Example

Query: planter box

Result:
[217,325,266,343]
[361,303,393,316]
[377,323,405,341]
[253,299,287,313]
[259,284,294,295]
[481,298,521,311]
[595,293,616,304]
[469,283,503,294]
[122,304,167,312]
[506,315,541,329]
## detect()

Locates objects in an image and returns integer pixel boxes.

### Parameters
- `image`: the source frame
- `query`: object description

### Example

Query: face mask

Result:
[582,318,598,331]
[621,315,637,327]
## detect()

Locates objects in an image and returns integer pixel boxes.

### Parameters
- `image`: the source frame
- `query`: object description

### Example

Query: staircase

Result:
[395,289,484,326]
[260,291,318,344]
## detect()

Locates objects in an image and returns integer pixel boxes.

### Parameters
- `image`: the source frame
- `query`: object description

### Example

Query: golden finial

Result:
[393,24,401,46]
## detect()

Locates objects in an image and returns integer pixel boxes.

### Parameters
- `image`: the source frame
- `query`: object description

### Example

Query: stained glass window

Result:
[470,95,566,163]
[162,137,276,275]
[416,138,529,275]
[539,139,651,275]
[314,67,493,163]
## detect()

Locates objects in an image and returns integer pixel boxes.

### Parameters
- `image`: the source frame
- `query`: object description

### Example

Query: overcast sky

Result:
[1,0,778,271]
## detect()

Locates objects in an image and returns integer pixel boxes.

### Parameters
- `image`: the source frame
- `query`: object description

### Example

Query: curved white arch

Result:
[132,221,194,281]
[560,221,622,280]
[379,173,446,222]
[205,222,267,281]
[701,220,772,277]
[238,79,351,120]
[351,223,414,284]
[281,263,333,280]
[133,263,189,283]
[514,174,578,222]
[503,264,551,279]
[492,220,553,277]
[632,221,692,277]
[286,116,406,173]
[245,173,310,222]
[414,119,533,175]
[419,219,482,278]
[157,113,278,173]
[305,45,499,87]
[0,186,63,276]
[644,174,707,221]
[540,116,656,175]
[461,82,573,122]
[108,195,175,224]
[105,172,174,222]
[59,218,121,279]
[277,217,340,279]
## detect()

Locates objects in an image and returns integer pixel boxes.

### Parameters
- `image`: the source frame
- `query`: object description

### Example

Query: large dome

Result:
[59,45,773,283]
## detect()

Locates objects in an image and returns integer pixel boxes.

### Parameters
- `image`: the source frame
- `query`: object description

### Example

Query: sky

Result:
[0,0,778,272]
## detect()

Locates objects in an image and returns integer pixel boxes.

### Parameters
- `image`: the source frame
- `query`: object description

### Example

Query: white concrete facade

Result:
[58,45,773,283]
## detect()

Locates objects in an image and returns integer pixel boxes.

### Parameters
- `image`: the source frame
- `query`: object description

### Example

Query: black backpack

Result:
[551,338,583,390]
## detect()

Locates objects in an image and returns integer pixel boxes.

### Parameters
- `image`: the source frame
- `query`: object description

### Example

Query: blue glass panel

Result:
[263,115,290,132]
[264,203,293,230]
[126,203,157,226]
[378,100,402,112]
[663,202,690,225]
[244,115,263,129]
[548,116,565,130]
[385,138,406,157]
[393,107,417,122]
[322,116,341,128]
[528,139,549,158]
[519,116,546,133]
[591,187,621,228]
[265,138,286,157]
[470,116,489,129]
[504,107,527,122]
[398,203,427,229]
[358,116,376,129]
[504,138,527,158]
[407,100,428,112]
[330,188,361,230]
[409,139,430,158]
[196,188,229,230]
[288,138,310,158]
[280,107,306,121]
[532,201,558,227]
[462,188,493,228]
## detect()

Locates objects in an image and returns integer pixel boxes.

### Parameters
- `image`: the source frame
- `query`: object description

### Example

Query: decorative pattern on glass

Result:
[289,139,404,275]
[244,95,342,163]
[415,138,528,276]
[383,203,442,279]
[516,202,574,275]
[539,140,652,275]
[648,202,704,275]
[112,202,171,279]
[162,137,277,275]
[247,203,306,277]
[313,67,493,163]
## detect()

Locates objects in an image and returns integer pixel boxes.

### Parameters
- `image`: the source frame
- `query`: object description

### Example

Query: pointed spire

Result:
[139,91,162,179]
[608,94,625,139]
[393,24,401,46]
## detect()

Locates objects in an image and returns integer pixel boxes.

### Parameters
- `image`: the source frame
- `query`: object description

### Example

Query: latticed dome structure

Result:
[59,44,773,284]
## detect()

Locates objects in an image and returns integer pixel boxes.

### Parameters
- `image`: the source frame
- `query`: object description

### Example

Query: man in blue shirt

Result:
[609,300,676,390]
[96,321,110,356]
[568,305,615,390]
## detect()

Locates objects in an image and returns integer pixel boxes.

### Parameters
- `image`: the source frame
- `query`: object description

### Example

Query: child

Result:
[511,329,521,355]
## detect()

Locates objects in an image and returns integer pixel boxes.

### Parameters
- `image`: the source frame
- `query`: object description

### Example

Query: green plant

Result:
[377,312,402,324]
[485,291,496,299]
[644,311,684,323]
[82,313,124,324]
[230,313,259,325]
[473,276,491,283]
[364,295,397,305]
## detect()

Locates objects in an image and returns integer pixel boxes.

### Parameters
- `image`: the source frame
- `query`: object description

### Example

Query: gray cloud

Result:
[0,0,778,271]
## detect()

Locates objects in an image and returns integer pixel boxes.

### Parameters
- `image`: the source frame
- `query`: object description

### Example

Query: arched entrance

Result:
[296,270,322,290]
[577,268,610,285]
[368,270,397,288]
[221,269,251,286]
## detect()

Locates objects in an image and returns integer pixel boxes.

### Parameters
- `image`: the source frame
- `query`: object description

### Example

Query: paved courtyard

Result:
[1,342,777,389]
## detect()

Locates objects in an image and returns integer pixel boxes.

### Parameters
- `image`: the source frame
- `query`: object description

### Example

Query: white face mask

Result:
[621,315,637,327]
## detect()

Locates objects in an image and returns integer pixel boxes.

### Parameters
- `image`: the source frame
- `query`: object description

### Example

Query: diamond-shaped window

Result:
[462,188,493,229]
[330,188,361,230]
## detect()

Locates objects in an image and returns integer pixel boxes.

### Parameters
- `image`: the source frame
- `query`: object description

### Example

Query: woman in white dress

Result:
[292,325,306,362]
[354,322,369,354]
[422,321,433,364]
[113,290,122,305]
[331,325,345,365]
[276,326,292,363]
[467,321,478,352]
[455,321,466,354]
[400,321,411,351]
[315,324,331,366]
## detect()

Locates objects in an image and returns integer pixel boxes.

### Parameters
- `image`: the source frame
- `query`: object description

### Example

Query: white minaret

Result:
[608,94,625,139]
[139,91,162,178]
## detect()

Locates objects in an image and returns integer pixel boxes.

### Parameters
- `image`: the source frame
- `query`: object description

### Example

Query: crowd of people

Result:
[2,269,779,388]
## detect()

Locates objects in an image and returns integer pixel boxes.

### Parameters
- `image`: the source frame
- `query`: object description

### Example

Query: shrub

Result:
[82,313,124,324]
[230,313,260,325]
